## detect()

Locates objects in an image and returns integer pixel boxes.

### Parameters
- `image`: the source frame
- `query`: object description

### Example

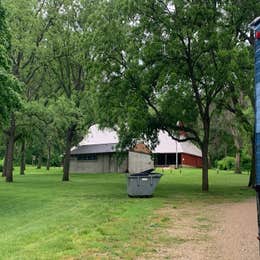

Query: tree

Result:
[209,111,235,167]
[222,0,260,186]
[90,0,238,191]
[2,0,96,181]
[43,0,96,181]
[2,0,63,181]
[210,109,249,173]
[0,1,22,182]
[16,100,55,173]
[0,1,21,123]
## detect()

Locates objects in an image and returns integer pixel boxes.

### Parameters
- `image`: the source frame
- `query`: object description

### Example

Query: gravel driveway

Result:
[143,198,259,260]
[212,198,259,260]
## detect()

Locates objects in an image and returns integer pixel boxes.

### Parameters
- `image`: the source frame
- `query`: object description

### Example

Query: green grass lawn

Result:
[0,167,255,259]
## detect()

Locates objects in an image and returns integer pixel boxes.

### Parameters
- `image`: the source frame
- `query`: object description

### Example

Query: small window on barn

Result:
[77,154,97,161]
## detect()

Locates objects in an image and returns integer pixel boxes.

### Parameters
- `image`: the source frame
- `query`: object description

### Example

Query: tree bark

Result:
[230,126,243,174]
[2,139,8,177]
[62,125,75,181]
[5,114,16,182]
[235,150,242,174]
[46,144,51,171]
[37,156,42,169]
[201,117,210,192]
[202,143,209,192]
[20,140,26,175]
[248,134,255,187]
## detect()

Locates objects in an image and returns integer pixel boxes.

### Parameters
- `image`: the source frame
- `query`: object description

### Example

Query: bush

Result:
[217,156,235,170]
[50,154,62,167]
[0,164,3,172]
[241,154,251,171]
[217,154,252,172]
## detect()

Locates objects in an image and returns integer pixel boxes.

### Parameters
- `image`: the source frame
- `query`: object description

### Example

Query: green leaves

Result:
[0,1,22,123]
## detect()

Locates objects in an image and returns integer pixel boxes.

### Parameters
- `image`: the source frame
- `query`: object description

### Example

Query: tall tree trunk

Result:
[20,140,26,175]
[202,143,209,192]
[46,144,51,171]
[37,156,42,169]
[248,134,255,187]
[6,114,16,182]
[231,126,243,174]
[32,155,36,166]
[62,125,75,181]
[202,118,210,192]
[2,139,8,177]
[235,150,242,174]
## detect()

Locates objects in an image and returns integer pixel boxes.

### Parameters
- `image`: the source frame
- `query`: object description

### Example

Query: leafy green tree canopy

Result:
[0,1,21,123]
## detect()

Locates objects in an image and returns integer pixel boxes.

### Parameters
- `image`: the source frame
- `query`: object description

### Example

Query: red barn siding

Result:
[181,153,202,168]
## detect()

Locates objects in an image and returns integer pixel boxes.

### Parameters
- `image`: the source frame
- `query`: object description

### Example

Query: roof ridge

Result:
[76,143,118,147]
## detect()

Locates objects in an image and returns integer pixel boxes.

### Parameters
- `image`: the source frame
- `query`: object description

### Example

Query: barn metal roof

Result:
[152,131,202,157]
[79,125,119,145]
[71,143,117,155]
[74,125,202,157]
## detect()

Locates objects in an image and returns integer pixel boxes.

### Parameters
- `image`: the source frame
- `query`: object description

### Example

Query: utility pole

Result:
[175,140,178,169]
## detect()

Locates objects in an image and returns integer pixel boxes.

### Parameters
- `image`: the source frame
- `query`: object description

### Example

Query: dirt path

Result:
[143,198,259,260]
[212,198,259,260]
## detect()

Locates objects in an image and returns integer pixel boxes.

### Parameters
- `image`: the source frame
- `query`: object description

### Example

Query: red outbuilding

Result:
[153,131,202,168]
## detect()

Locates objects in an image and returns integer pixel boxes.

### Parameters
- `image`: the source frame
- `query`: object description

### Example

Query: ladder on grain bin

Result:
[250,17,260,250]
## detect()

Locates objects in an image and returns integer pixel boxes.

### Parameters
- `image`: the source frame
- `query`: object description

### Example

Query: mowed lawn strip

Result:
[0,167,254,259]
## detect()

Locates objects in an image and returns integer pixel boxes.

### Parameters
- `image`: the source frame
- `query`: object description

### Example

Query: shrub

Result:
[241,154,251,171]
[0,164,3,172]
[217,156,235,170]
[50,155,62,167]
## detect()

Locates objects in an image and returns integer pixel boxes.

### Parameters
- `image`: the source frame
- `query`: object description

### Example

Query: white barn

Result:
[70,125,154,173]
[70,125,202,173]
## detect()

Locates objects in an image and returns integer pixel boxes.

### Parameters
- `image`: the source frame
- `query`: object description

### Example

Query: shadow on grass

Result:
[2,171,255,205]
[155,182,254,204]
